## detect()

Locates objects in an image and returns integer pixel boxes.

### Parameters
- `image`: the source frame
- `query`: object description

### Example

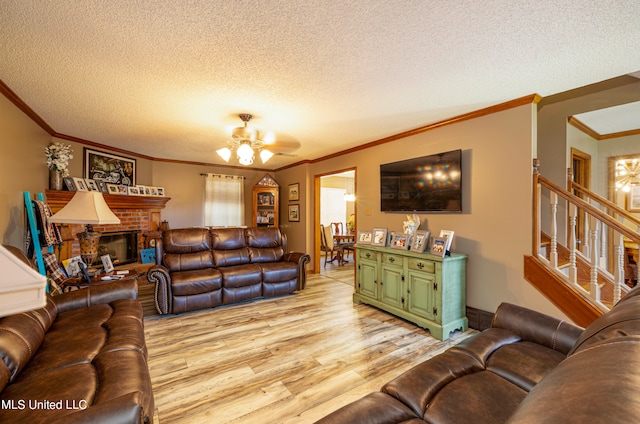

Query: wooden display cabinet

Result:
[252,174,279,227]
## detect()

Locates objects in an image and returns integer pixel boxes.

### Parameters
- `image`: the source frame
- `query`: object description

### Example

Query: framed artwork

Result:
[101,254,114,274]
[410,230,430,253]
[73,177,88,192]
[430,237,447,257]
[357,230,372,244]
[84,148,136,187]
[106,184,120,195]
[439,229,455,253]
[157,187,165,196]
[391,233,410,250]
[128,186,140,196]
[95,180,109,193]
[288,183,300,201]
[372,228,388,246]
[288,204,300,222]
[628,186,640,212]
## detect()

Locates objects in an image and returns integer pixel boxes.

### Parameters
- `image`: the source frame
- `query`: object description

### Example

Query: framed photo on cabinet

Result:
[372,228,388,246]
[391,233,410,250]
[357,230,372,244]
[410,230,430,253]
[430,238,447,257]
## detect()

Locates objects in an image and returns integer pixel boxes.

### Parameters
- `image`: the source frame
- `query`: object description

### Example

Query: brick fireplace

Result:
[45,190,170,262]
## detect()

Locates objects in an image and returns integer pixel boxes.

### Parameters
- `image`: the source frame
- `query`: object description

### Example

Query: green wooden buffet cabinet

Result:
[353,244,467,340]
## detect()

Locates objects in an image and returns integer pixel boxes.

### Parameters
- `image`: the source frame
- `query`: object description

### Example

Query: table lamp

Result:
[49,191,121,266]
[0,245,47,317]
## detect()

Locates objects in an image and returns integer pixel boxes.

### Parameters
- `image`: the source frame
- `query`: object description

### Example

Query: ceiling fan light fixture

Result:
[216,147,232,162]
[260,149,274,164]
[237,142,255,165]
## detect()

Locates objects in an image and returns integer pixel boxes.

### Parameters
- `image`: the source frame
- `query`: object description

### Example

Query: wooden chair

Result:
[320,224,344,267]
[331,222,344,235]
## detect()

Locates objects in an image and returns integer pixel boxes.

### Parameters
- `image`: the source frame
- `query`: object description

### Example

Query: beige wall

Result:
[1,90,568,319]
[284,103,566,318]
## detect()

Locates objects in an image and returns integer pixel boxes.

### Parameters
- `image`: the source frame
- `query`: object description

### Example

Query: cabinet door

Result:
[357,260,378,299]
[406,270,437,321]
[380,264,404,308]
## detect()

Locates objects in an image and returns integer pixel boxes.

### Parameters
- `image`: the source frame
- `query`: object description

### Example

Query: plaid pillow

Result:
[42,252,67,284]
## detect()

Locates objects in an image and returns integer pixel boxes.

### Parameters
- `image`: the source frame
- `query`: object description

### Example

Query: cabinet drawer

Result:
[382,253,403,266]
[358,250,378,261]
[408,257,435,273]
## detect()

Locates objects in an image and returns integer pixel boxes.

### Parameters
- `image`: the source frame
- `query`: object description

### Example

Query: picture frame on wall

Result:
[371,228,388,246]
[357,230,372,244]
[84,147,136,187]
[288,204,300,222]
[288,183,300,201]
[628,185,640,212]
[410,230,430,253]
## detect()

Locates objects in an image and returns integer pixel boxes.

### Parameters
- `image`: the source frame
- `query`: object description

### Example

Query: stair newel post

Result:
[568,203,578,285]
[588,215,601,303]
[549,192,558,268]
[532,159,541,257]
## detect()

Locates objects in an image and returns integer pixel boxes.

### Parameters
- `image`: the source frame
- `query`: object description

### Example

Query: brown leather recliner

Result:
[0,247,154,424]
[147,227,310,314]
[317,285,640,423]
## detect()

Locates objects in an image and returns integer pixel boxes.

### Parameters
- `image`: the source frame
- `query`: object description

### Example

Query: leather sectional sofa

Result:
[147,227,310,315]
[0,247,154,424]
[317,285,640,423]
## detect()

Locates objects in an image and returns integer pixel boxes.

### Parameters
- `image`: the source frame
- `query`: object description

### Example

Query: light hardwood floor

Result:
[141,262,475,423]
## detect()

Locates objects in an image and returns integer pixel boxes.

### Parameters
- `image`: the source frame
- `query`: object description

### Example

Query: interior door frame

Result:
[570,148,591,250]
[313,167,357,273]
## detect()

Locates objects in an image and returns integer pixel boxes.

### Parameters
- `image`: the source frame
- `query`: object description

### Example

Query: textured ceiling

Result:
[1,1,640,168]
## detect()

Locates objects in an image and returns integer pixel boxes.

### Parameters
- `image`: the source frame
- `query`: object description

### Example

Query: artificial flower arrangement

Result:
[45,142,73,177]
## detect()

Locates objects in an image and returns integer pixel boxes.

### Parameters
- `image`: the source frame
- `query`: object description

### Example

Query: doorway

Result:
[570,148,591,251]
[314,168,356,273]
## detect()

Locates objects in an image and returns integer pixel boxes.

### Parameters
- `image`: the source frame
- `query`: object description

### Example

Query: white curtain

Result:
[203,174,245,227]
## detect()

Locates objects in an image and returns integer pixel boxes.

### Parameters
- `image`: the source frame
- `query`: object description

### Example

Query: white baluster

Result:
[550,192,558,268]
[582,210,590,255]
[568,203,578,284]
[613,221,624,305]
[589,215,600,302]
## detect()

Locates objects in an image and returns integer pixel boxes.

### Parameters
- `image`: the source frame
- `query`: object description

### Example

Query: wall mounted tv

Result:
[380,149,462,212]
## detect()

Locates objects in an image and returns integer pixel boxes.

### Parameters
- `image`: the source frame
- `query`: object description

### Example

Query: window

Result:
[203,174,244,227]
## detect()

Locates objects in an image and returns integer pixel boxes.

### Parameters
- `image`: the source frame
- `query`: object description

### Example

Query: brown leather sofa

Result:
[0,248,154,424]
[317,285,640,423]
[147,227,310,315]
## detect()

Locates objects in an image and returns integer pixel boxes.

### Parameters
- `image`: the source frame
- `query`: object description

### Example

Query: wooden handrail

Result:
[570,181,640,228]
[538,175,640,244]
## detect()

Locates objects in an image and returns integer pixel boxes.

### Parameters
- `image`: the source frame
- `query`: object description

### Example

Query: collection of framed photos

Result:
[357,228,455,257]
[288,183,300,222]
[63,177,166,197]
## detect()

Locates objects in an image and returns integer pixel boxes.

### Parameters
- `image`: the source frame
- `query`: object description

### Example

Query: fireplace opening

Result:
[95,231,138,266]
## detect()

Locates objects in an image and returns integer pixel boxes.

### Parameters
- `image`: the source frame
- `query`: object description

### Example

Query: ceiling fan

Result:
[216,114,299,166]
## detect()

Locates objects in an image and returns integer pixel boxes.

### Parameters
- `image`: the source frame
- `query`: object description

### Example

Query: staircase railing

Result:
[532,159,640,311]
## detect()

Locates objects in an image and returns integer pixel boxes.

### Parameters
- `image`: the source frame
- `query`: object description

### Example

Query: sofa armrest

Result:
[284,251,311,290]
[54,280,138,314]
[492,302,583,354]
[146,265,172,314]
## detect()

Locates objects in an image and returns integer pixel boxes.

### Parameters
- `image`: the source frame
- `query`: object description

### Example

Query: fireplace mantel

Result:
[45,190,170,261]
[45,190,170,212]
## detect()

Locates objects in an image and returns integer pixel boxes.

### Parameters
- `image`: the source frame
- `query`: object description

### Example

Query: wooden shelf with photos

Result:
[45,189,171,211]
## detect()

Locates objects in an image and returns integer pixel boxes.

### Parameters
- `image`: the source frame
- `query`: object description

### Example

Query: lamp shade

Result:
[0,245,47,317]
[49,191,121,225]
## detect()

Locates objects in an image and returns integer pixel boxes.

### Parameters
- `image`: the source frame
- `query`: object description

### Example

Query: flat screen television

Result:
[380,149,462,212]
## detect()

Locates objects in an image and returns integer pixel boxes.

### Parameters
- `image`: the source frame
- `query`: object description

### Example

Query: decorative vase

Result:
[49,169,63,190]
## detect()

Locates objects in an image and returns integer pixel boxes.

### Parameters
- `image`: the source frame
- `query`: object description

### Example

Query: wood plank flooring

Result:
[141,262,475,423]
